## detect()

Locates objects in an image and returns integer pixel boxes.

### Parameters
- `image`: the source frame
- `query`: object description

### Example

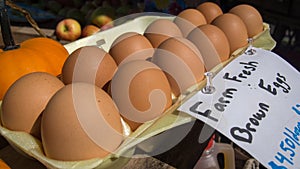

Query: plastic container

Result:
[194,135,235,169]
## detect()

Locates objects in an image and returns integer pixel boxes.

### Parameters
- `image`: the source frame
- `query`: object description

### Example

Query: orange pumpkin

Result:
[0,1,69,100]
[0,37,69,100]
[21,37,69,76]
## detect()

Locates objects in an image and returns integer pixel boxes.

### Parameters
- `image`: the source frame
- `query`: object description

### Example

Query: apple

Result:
[89,4,115,24]
[100,22,114,31]
[81,25,100,37]
[56,18,81,41]
[92,15,113,28]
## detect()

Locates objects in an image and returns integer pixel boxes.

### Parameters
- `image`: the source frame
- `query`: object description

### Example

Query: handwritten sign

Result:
[178,48,300,169]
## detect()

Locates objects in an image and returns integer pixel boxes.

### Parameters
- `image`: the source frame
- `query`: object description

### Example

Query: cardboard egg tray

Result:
[0,14,276,169]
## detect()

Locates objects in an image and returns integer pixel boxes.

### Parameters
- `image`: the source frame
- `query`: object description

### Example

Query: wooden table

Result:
[0,144,176,169]
[0,26,55,46]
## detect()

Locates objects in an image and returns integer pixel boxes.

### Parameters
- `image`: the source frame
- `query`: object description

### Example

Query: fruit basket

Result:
[0,12,276,169]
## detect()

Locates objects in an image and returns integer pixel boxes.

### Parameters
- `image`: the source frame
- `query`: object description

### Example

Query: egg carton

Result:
[0,14,276,169]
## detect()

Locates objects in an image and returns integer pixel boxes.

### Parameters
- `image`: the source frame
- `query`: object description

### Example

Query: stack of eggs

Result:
[0,2,264,163]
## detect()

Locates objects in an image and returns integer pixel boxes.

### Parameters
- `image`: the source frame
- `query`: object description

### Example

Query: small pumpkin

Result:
[21,37,69,76]
[0,37,69,100]
[0,2,68,100]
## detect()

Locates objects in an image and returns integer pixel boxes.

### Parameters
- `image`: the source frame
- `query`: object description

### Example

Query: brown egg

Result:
[109,32,154,65]
[112,32,139,43]
[111,60,172,131]
[41,82,124,161]
[173,8,207,37]
[144,19,183,48]
[1,72,64,138]
[61,46,117,88]
[152,37,205,97]
[196,2,223,23]
[229,4,264,38]
[187,24,230,71]
[212,13,248,54]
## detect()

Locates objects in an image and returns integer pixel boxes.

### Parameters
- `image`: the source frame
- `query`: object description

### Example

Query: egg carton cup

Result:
[0,14,276,169]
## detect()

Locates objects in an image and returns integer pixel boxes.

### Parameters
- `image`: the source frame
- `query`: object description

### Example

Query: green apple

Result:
[56,18,82,41]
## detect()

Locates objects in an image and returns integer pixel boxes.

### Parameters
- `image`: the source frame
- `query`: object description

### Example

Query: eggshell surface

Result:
[111,60,172,131]
[196,2,223,23]
[152,37,205,96]
[187,24,230,70]
[1,72,64,137]
[144,19,183,48]
[212,13,248,54]
[229,4,264,37]
[41,82,124,161]
[61,46,117,88]
[109,32,154,65]
[174,8,207,37]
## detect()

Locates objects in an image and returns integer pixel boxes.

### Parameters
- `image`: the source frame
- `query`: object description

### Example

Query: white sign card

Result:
[178,48,300,169]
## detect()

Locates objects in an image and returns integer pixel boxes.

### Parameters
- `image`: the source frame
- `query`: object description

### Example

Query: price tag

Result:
[178,48,300,169]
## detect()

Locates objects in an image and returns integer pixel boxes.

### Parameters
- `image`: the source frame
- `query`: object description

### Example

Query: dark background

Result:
[9,0,300,70]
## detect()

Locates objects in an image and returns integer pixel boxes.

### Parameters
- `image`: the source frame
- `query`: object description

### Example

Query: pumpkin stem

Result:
[0,0,19,50]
